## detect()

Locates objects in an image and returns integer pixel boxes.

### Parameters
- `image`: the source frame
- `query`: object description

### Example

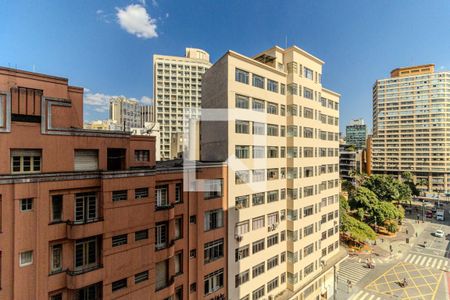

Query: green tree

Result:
[401,172,420,197]
[363,175,400,201]
[371,201,403,225]
[349,187,379,211]
[341,213,376,244]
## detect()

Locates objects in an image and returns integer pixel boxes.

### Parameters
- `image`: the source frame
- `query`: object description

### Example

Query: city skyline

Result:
[1,0,450,131]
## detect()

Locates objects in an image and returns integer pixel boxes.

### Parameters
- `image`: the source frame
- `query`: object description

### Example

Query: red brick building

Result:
[0,67,227,300]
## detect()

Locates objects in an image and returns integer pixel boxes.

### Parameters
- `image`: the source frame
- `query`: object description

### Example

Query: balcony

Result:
[66,217,104,240]
[66,264,104,290]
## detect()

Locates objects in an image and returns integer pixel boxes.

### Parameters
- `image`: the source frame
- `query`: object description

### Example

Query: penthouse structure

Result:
[201,46,345,300]
[0,67,227,300]
[372,64,450,192]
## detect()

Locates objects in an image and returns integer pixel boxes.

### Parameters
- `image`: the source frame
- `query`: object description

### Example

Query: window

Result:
[267,212,279,226]
[252,146,265,158]
[135,188,149,199]
[267,146,278,158]
[287,83,298,95]
[252,216,265,230]
[252,239,265,254]
[304,224,314,237]
[267,190,278,203]
[236,69,249,84]
[252,74,265,88]
[74,149,98,171]
[20,198,33,212]
[304,263,314,276]
[236,145,250,159]
[267,234,278,247]
[304,243,314,257]
[204,179,223,199]
[190,249,197,258]
[267,168,279,180]
[156,222,168,249]
[252,262,265,278]
[252,122,265,135]
[287,125,298,137]
[75,283,102,300]
[235,270,250,287]
[204,209,224,231]
[134,150,149,162]
[303,107,313,119]
[304,67,314,79]
[235,195,249,209]
[304,186,314,197]
[50,195,63,222]
[235,170,249,184]
[204,269,224,295]
[304,167,314,178]
[252,98,265,111]
[267,124,278,136]
[74,192,97,224]
[155,185,169,207]
[236,94,249,109]
[50,294,62,300]
[175,183,182,203]
[267,102,278,114]
[267,79,278,93]
[174,217,183,239]
[304,205,314,217]
[135,229,149,241]
[252,285,265,300]
[303,87,313,99]
[304,147,313,157]
[287,104,298,116]
[11,149,41,173]
[135,271,149,284]
[112,190,127,201]
[267,277,279,292]
[267,255,279,270]
[175,251,183,275]
[236,120,250,134]
[252,169,265,182]
[236,221,249,235]
[74,237,99,271]
[50,244,62,273]
[303,127,313,138]
[235,245,250,261]
[280,83,286,95]
[112,278,127,292]
[252,193,264,206]
[204,239,224,263]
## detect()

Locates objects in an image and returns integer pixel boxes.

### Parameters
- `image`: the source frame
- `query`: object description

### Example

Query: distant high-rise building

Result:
[345,118,367,149]
[372,64,450,192]
[109,96,142,131]
[153,48,212,160]
[201,45,345,300]
[141,104,154,123]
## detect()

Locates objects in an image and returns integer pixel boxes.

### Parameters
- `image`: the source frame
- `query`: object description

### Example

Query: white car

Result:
[434,230,445,238]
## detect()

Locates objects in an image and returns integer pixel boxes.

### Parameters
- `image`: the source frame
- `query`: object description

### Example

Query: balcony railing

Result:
[66,263,103,276]
[67,216,104,226]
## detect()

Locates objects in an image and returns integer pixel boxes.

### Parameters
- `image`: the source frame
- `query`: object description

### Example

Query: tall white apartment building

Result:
[110,96,142,131]
[372,64,450,192]
[153,48,212,160]
[201,46,344,300]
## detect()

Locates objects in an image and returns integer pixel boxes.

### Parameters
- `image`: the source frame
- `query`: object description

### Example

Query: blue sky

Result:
[1,0,450,132]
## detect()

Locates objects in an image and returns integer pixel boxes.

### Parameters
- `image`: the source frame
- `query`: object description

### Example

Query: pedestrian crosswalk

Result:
[404,253,449,270]
[337,259,373,285]
[349,290,382,300]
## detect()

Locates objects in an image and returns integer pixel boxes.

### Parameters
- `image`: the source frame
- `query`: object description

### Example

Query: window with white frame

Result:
[235,269,250,288]
[235,145,250,159]
[235,195,249,209]
[50,244,63,273]
[252,285,265,300]
[252,74,265,89]
[11,149,41,174]
[204,269,224,295]
[155,222,168,249]
[204,179,223,199]
[204,209,223,231]
[236,94,249,109]
[236,69,249,84]
[252,216,265,230]
[155,185,169,207]
[20,198,33,212]
[236,220,249,235]
[204,238,224,263]
[20,250,33,267]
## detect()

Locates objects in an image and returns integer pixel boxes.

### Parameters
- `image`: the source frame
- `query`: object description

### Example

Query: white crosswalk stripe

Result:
[337,259,373,286]
[349,290,381,300]
[403,253,450,270]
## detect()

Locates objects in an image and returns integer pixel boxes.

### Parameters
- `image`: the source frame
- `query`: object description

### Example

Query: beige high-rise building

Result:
[110,96,142,131]
[153,48,212,160]
[372,64,450,193]
[201,46,344,300]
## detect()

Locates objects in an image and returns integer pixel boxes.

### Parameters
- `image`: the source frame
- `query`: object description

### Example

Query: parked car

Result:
[434,230,445,238]
[426,210,433,218]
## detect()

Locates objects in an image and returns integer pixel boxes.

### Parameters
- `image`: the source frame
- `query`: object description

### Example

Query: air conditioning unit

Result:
[235,234,243,242]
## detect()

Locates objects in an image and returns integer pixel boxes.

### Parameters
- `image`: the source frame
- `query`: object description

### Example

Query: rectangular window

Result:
[252,285,265,300]
[303,127,313,138]
[252,146,265,158]
[236,69,249,84]
[267,102,278,114]
[50,244,62,273]
[112,234,128,247]
[11,149,41,173]
[236,120,250,134]
[155,222,168,249]
[20,198,33,212]
[204,209,224,231]
[175,251,183,275]
[174,217,183,239]
[252,262,265,278]
[252,98,265,111]
[134,150,149,162]
[267,233,278,247]
[235,269,250,288]
[235,195,249,209]
[74,237,99,271]
[304,224,314,237]
[236,221,249,235]
[135,187,149,199]
[252,193,265,206]
[135,229,149,241]
[252,239,265,254]
[74,192,97,224]
[267,124,278,136]
[252,74,265,89]
[204,179,223,199]
[304,263,314,276]
[252,169,265,182]
[20,250,33,267]
[235,245,250,261]
[304,186,314,197]
[267,277,279,292]
[204,269,224,295]
[252,122,265,135]
[204,239,224,263]
[112,190,127,201]
[267,79,278,93]
[112,278,127,292]
[304,205,314,217]
[135,271,149,284]
[304,67,313,80]
[236,94,249,109]
[252,216,265,230]
[235,145,250,159]
[267,168,279,180]
[51,195,63,222]
[175,183,182,203]
[155,185,169,207]
[303,107,313,119]
[267,212,279,226]
[267,190,278,203]
[74,149,98,171]
[50,294,63,300]
[235,170,249,184]
[267,146,278,158]
[303,87,313,99]
[156,260,169,290]
[267,255,279,270]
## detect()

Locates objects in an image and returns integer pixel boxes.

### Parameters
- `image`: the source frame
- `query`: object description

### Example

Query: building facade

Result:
[109,96,142,131]
[339,143,364,181]
[201,46,345,300]
[153,48,212,160]
[372,64,450,192]
[0,67,228,300]
[345,118,367,150]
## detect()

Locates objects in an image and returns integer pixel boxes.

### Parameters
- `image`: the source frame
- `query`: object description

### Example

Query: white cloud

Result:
[96,9,103,15]
[140,96,153,105]
[116,4,158,39]
[84,90,152,114]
